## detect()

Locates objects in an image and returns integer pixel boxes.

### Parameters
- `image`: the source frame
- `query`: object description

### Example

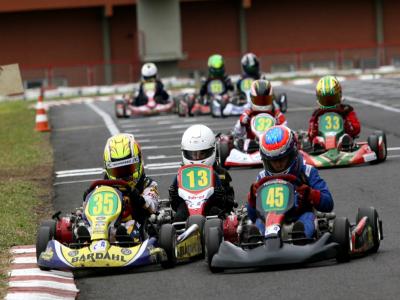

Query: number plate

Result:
[178,164,214,193]
[256,181,294,213]
[143,82,156,93]
[240,78,254,93]
[86,186,122,218]
[207,80,225,95]
[250,113,276,137]
[318,112,344,134]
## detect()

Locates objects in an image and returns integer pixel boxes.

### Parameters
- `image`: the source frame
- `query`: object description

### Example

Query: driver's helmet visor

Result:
[251,95,273,106]
[105,157,139,180]
[183,148,214,161]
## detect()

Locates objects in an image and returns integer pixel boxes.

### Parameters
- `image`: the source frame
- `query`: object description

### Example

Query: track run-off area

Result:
[49,78,400,300]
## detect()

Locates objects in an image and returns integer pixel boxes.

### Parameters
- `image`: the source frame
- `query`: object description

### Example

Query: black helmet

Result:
[241,53,260,77]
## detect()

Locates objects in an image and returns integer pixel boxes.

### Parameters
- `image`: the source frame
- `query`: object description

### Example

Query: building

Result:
[0,0,398,87]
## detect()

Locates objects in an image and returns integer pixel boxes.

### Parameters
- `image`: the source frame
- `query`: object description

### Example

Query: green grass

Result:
[0,100,53,298]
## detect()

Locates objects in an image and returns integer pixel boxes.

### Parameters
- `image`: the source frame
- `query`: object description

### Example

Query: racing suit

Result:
[247,155,334,238]
[199,75,234,98]
[134,79,170,106]
[233,108,287,142]
[308,104,361,143]
[168,163,235,222]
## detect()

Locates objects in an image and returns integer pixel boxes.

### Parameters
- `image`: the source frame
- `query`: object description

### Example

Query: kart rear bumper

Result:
[127,102,174,116]
[225,149,262,167]
[211,233,338,269]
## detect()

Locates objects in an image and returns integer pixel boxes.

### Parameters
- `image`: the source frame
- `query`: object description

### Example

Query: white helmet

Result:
[181,124,216,166]
[141,63,157,80]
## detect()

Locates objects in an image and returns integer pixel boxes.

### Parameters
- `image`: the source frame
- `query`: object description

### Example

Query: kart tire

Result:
[356,207,382,253]
[36,226,52,270]
[159,224,177,269]
[40,220,57,240]
[216,141,230,170]
[332,217,351,263]
[115,100,128,118]
[374,131,387,163]
[203,218,223,247]
[368,134,386,164]
[178,102,187,117]
[186,215,206,257]
[278,93,288,113]
[205,227,223,273]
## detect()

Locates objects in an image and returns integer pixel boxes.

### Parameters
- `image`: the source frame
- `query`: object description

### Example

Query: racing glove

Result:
[247,183,258,208]
[296,184,321,210]
[168,185,180,211]
[129,188,146,208]
[239,113,250,126]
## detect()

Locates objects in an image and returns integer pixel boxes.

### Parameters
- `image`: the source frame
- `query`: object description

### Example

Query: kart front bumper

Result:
[211,233,338,270]
[37,238,166,270]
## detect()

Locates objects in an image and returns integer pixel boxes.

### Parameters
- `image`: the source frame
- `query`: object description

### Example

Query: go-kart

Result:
[297,111,387,168]
[217,113,277,168]
[177,93,211,117]
[36,180,176,270]
[167,164,238,263]
[205,175,383,272]
[115,81,174,118]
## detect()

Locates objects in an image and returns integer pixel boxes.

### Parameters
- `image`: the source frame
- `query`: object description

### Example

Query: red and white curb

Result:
[5,245,79,300]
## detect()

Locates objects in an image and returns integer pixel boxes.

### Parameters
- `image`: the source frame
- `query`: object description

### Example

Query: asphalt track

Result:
[50,78,400,300]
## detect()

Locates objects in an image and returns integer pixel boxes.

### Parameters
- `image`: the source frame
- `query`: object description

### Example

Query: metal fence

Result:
[21,44,400,88]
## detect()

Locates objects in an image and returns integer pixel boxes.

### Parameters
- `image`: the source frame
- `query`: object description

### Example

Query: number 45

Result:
[266,187,284,208]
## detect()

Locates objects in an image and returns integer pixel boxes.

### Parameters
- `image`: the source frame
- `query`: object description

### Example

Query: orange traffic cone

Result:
[35,89,50,132]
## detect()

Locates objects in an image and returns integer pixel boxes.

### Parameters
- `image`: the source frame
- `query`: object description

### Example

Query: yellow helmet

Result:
[316,75,342,108]
[103,133,143,187]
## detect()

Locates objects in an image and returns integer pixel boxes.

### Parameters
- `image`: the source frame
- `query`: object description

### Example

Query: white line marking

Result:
[11,248,36,254]
[9,268,73,278]
[54,178,98,186]
[5,293,76,300]
[55,168,103,175]
[56,171,104,178]
[9,280,79,292]
[85,102,120,135]
[283,86,400,113]
[388,147,400,151]
[12,257,37,264]
[141,144,181,149]
[145,161,181,167]
[139,137,181,144]
[146,154,181,160]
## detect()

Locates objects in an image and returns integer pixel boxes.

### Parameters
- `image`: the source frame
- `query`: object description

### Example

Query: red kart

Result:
[115,81,174,118]
[297,111,387,168]
[169,164,239,261]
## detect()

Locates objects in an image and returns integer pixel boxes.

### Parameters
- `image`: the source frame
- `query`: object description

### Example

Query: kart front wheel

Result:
[332,217,351,263]
[356,207,382,253]
[204,218,223,247]
[36,226,52,270]
[205,226,223,273]
[368,132,387,164]
[159,224,177,268]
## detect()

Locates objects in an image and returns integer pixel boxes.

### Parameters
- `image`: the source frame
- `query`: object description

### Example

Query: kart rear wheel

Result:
[159,224,177,269]
[205,227,223,273]
[332,217,351,263]
[278,93,288,113]
[216,141,230,170]
[186,215,206,257]
[36,226,52,270]
[374,131,387,162]
[356,207,382,253]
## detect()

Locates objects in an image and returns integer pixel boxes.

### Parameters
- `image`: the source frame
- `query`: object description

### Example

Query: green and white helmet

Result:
[207,54,225,78]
